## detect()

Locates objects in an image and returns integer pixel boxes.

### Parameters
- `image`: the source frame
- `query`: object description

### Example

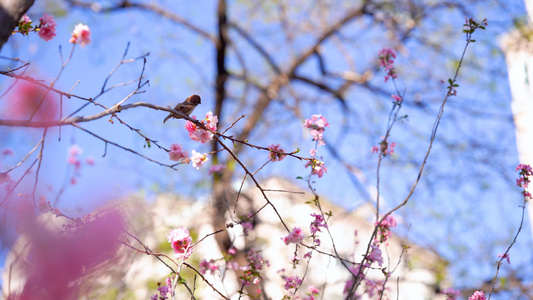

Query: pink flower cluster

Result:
[310,213,328,235]
[167,227,193,260]
[305,158,327,178]
[303,286,320,300]
[468,291,486,300]
[199,259,219,275]
[283,275,302,290]
[516,163,532,198]
[268,144,286,162]
[367,244,384,266]
[185,111,218,143]
[0,172,10,184]
[37,195,60,216]
[282,227,304,245]
[190,150,209,169]
[168,144,189,163]
[38,13,57,41]
[364,279,388,298]
[372,140,396,157]
[69,23,91,47]
[241,249,270,286]
[498,253,511,264]
[242,221,254,236]
[17,14,33,36]
[150,276,174,300]
[375,214,397,244]
[391,94,402,103]
[343,265,387,298]
[67,145,94,185]
[304,114,329,146]
[378,48,397,82]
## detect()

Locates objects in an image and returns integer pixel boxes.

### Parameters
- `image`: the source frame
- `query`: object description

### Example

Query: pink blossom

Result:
[227,260,239,270]
[303,285,320,300]
[17,209,123,299]
[242,221,254,236]
[190,150,208,169]
[310,213,328,235]
[368,244,384,266]
[375,214,396,244]
[516,178,529,189]
[69,145,83,157]
[167,227,194,260]
[2,149,14,156]
[208,164,225,175]
[282,227,305,245]
[309,149,317,157]
[378,48,397,82]
[373,140,396,156]
[498,253,510,264]
[391,94,402,103]
[70,177,77,185]
[305,158,327,178]
[69,23,91,47]
[86,157,95,165]
[284,275,302,290]
[364,279,387,298]
[268,144,286,162]
[199,259,219,275]
[37,13,57,41]
[67,156,81,170]
[4,82,57,122]
[67,146,83,171]
[304,114,329,146]
[468,291,486,300]
[516,164,532,175]
[168,143,189,162]
[20,14,31,24]
[17,14,32,36]
[205,111,218,130]
[0,172,11,184]
[185,112,218,143]
[241,249,269,286]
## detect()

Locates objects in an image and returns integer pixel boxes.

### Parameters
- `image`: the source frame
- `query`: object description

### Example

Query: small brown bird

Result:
[163,94,202,123]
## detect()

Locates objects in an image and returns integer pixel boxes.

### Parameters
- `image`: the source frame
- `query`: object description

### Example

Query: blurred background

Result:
[0,0,531,298]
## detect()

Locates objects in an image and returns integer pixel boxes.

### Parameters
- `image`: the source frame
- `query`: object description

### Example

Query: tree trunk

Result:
[0,0,35,51]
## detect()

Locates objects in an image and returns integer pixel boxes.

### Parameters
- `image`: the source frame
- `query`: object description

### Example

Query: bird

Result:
[163,94,202,123]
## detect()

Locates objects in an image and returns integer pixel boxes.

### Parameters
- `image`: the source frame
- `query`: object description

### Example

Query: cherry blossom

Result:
[185,112,219,143]
[304,114,329,146]
[268,144,286,162]
[69,23,91,46]
[468,291,486,300]
[378,48,397,82]
[168,143,189,163]
[167,227,194,260]
[37,13,57,41]
[190,150,209,169]
[282,227,305,245]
